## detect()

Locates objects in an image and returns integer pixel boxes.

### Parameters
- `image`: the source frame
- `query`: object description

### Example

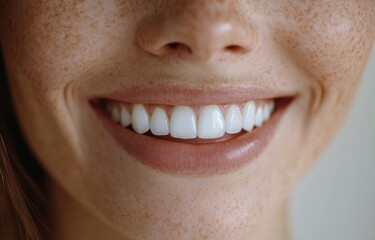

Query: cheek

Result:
[260,1,375,186]
[271,1,375,143]
[276,1,374,89]
[3,1,123,88]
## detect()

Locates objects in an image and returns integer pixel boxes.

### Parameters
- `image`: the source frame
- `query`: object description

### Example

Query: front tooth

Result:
[150,107,169,136]
[254,107,264,127]
[111,103,121,123]
[170,106,197,139]
[242,101,256,131]
[132,104,150,134]
[198,105,225,139]
[120,105,131,127]
[225,105,243,134]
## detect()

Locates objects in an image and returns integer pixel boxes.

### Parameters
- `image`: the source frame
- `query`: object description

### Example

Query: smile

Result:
[104,100,275,140]
[91,85,293,175]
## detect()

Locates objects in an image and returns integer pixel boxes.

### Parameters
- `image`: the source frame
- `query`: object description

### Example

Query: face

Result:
[1,0,374,239]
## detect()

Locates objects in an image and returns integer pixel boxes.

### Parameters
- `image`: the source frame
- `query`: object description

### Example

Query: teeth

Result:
[150,107,169,136]
[242,101,256,131]
[131,104,150,134]
[110,104,121,123]
[262,103,272,121]
[107,100,276,140]
[269,101,275,113]
[198,105,225,139]
[262,104,270,121]
[225,105,243,134]
[120,104,131,127]
[170,106,197,139]
[254,106,264,128]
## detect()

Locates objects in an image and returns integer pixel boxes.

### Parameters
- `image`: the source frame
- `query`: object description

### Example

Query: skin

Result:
[1,0,374,239]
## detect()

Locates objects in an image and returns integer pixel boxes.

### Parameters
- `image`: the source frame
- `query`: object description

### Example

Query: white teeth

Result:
[225,105,243,134]
[262,104,270,121]
[264,102,275,121]
[254,107,264,128]
[198,105,225,139]
[131,104,150,134]
[170,106,197,139]
[120,105,131,127]
[262,103,271,121]
[150,107,169,136]
[107,100,276,139]
[242,101,256,131]
[110,104,121,123]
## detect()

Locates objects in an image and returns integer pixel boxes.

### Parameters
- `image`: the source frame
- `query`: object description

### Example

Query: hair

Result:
[0,52,48,239]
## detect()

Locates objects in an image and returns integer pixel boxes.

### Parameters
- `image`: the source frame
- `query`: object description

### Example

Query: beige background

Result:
[290,47,375,239]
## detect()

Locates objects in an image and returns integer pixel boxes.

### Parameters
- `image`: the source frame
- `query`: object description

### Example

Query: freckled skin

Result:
[0,1,374,240]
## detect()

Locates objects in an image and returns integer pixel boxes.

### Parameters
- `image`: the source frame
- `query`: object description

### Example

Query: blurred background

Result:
[290,48,375,239]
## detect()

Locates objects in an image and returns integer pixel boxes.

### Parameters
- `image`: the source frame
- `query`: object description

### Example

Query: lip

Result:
[96,84,294,106]
[90,85,292,176]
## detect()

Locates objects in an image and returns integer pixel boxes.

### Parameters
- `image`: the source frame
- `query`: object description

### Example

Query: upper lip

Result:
[92,83,296,105]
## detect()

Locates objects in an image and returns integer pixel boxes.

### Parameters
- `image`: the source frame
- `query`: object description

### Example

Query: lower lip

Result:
[92,100,289,176]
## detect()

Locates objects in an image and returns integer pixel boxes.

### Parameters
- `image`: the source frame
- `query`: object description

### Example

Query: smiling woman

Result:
[0,1,374,240]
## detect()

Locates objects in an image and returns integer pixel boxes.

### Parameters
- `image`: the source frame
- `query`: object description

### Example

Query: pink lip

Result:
[90,89,291,175]
[97,84,294,106]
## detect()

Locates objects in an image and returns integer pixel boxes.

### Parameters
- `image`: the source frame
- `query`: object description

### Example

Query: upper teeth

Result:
[106,100,275,140]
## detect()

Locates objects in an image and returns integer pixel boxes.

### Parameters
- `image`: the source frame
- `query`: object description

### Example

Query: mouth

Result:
[90,86,293,176]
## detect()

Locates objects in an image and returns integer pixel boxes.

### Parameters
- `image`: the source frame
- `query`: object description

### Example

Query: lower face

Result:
[1,1,374,239]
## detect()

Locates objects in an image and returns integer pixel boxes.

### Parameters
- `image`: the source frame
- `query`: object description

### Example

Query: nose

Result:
[136,1,259,62]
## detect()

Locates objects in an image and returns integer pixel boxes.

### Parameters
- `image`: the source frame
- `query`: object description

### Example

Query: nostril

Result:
[167,42,180,49]
[165,42,193,54]
[225,45,247,54]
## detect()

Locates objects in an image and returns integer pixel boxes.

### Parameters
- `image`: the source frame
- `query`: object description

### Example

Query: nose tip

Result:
[137,3,259,62]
